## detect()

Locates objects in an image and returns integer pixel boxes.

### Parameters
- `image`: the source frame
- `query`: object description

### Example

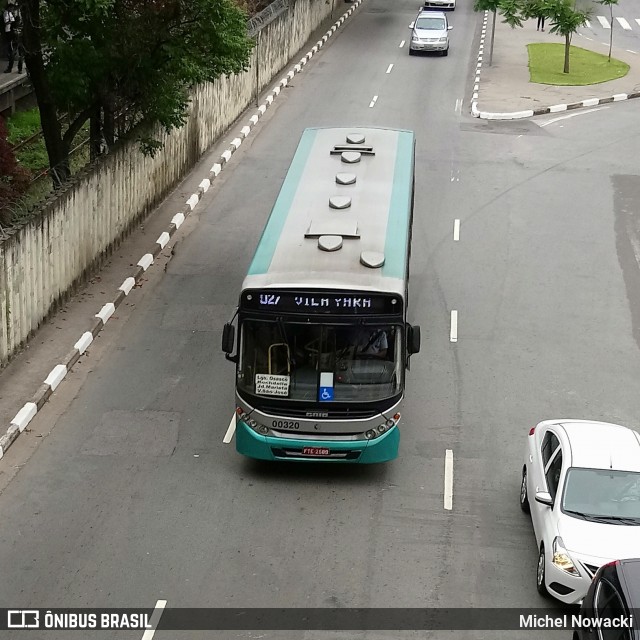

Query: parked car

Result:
[520,419,640,604]
[408,10,452,56]
[572,558,640,640]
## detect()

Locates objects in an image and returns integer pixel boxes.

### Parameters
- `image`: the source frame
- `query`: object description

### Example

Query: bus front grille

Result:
[258,405,378,420]
[272,448,361,460]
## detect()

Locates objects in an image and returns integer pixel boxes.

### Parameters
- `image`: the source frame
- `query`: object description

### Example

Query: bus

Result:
[221,126,421,463]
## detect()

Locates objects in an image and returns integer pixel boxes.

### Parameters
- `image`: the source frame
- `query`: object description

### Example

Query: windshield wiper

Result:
[564,509,603,522]
[590,515,640,525]
[566,511,640,525]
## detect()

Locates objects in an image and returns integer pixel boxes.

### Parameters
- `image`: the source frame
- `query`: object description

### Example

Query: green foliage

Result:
[500,0,524,27]
[0,116,32,224]
[473,0,501,12]
[547,0,591,38]
[23,0,255,173]
[5,109,42,146]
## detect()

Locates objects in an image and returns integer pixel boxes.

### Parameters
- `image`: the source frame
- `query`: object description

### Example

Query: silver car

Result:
[409,11,452,56]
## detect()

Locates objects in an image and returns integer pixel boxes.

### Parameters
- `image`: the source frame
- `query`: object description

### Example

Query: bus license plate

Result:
[302,447,330,456]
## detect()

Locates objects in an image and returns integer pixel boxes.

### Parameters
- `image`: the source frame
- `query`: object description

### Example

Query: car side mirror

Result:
[407,324,421,355]
[535,491,553,507]
[409,22,415,28]
[448,25,453,30]
[222,323,235,354]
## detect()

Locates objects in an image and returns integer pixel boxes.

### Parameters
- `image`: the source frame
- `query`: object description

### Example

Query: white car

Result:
[521,419,640,604]
[424,0,455,10]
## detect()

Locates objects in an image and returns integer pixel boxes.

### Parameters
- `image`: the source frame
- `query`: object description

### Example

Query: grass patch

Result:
[6,108,42,145]
[528,43,629,85]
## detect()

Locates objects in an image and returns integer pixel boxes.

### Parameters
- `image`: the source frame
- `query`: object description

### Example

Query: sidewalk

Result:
[0,64,31,115]
[473,15,640,119]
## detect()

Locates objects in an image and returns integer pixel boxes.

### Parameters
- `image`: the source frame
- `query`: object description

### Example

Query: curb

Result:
[471,12,640,120]
[0,0,366,462]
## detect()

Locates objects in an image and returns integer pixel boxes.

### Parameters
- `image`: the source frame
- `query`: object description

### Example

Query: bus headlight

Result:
[236,408,269,435]
[365,430,377,439]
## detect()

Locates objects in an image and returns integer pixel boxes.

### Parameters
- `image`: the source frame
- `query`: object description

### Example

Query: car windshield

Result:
[237,319,403,403]
[563,468,640,521]
[416,17,445,30]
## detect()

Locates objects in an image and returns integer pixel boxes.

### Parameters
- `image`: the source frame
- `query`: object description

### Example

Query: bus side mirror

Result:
[408,325,421,355]
[222,323,235,354]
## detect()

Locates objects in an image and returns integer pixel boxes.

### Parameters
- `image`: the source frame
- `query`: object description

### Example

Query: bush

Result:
[0,116,32,225]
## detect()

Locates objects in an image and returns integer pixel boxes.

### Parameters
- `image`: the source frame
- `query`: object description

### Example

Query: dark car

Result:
[573,558,640,640]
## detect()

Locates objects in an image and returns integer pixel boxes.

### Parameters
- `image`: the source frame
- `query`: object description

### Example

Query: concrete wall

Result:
[0,0,335,365]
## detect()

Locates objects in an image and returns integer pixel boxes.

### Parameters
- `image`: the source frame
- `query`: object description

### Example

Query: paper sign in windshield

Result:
[255,374,290,396]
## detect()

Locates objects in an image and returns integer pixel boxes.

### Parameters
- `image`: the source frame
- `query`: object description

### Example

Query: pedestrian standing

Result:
[4,1,24,74]
[537,15,545,31]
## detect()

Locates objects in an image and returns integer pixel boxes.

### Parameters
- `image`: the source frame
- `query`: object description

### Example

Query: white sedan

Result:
[521,419,640,604]
[424,0,455,10]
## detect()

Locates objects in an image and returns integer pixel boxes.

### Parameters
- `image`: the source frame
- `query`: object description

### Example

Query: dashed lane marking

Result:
[444,450,454,510]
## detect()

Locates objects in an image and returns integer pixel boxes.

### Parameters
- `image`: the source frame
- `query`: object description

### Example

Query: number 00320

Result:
[272,420,300,430]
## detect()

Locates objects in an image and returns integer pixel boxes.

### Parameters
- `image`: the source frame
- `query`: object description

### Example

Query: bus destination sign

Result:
[241,290,402,315]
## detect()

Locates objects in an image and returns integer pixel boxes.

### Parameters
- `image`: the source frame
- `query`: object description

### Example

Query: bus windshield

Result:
[237,319,403,402]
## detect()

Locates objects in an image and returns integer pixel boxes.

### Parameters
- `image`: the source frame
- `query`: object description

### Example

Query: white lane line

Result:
[444,449,454,510]
[369,95,378,108]
[453,219,460,241]
[582,35,593,41]
[636,19,640,28]
[399,39,406,48]
[627,49,638,54]
[450,310,458,343]
[616,17,632,30]
[223,413,237,444]
[141,600,167,640]
[386,63,394,74]
[597,15,611,29]
[455,98,463,114]
[540,106,608,126]
[584,19,591,29]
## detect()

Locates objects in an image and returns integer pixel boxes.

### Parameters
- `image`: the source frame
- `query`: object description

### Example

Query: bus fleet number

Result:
[272,420,300,430]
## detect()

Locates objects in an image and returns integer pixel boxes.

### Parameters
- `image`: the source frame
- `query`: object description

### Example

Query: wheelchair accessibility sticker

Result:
[319,372,334,402]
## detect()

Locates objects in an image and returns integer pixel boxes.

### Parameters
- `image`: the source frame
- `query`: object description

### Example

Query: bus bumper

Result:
[236,421,399,464]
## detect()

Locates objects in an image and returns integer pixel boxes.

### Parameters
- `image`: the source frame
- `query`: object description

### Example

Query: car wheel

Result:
[409,48,415,56]
[442,47,449,57]
[537,545,549,597]
[520,467,530,513]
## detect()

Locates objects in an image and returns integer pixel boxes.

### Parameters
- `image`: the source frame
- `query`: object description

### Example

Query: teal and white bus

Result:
[222,127,421,463]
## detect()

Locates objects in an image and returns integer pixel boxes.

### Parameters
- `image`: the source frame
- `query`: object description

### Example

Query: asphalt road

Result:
[2,1,640,639]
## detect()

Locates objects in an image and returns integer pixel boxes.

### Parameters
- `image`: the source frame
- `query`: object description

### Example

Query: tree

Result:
[17,0,254,187]
[473,0,502,66]
[599,0,619,61]
[546,0,591,73]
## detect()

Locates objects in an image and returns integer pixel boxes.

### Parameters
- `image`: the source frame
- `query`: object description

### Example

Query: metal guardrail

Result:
[247,0,288,37]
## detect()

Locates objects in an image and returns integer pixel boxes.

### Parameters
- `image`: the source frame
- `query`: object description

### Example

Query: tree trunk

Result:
[489,10,497,66]
[564,33,570,73]
[19,0,70,186]
[89,104,102,162]
[102,93,116,148]
[608,5,613,61]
